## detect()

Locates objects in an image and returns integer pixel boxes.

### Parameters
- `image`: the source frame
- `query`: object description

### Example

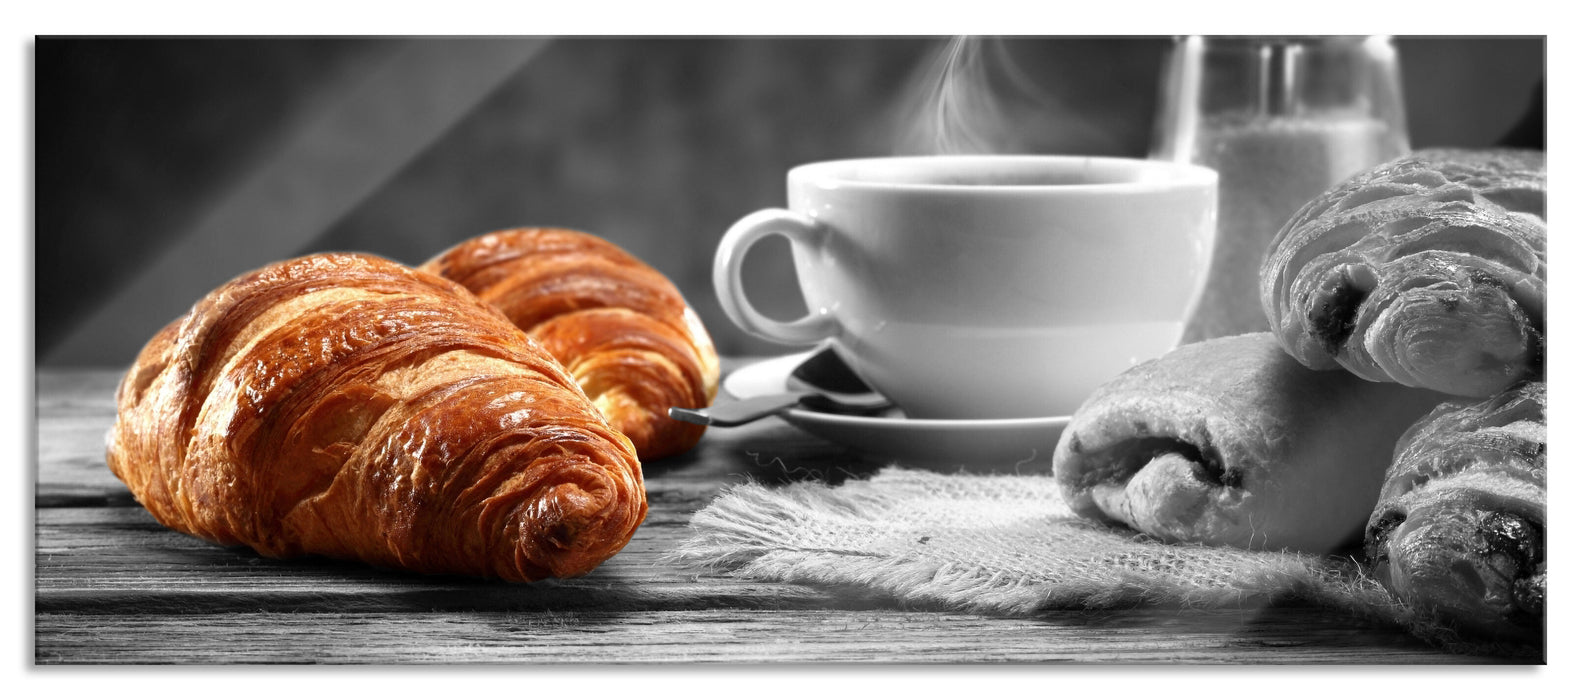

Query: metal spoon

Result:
[668,347,892,427]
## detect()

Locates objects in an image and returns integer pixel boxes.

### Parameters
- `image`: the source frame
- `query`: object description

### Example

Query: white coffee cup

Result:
[714,155,1218,420]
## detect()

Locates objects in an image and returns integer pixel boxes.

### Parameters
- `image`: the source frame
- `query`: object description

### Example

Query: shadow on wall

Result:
[35,36,1544,367]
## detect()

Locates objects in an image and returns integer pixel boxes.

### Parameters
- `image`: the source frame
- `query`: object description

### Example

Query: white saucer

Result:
[722,351,1069,467]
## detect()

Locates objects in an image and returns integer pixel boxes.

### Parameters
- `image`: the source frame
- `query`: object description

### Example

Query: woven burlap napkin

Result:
[667,467,1531,656]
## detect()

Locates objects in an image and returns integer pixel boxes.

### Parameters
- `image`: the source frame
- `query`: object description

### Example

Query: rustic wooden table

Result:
[34,365,1525,664]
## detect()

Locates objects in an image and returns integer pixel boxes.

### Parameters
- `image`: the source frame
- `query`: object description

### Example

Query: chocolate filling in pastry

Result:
[1365,381,1545,642]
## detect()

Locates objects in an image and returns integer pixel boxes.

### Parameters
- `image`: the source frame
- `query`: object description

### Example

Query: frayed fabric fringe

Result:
[665,468,1540,659]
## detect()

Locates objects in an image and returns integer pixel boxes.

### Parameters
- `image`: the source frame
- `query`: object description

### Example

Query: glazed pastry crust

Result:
[422,228,719,460]
[1053,333,1444,553]
[105,253,646,581]
[1260,149,1546,397]
[1365,382,1545,642]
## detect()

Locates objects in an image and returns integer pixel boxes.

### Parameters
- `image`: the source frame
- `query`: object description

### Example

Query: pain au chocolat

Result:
[1365,381,1545,643]
[1260,149,1545,398]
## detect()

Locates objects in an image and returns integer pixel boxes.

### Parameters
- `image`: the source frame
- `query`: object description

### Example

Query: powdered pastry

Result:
[1054,333,1444,553]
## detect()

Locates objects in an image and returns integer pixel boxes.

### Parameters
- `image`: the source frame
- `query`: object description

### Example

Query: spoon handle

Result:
[667,392,808,427]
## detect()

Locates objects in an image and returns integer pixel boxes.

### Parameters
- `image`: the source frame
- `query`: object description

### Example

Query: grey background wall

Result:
[35,36,1545,367]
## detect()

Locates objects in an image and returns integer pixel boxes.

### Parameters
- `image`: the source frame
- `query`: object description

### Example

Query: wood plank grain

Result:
[35,608,1510,664]
[34,367,1525,664]
[35,505,890,615]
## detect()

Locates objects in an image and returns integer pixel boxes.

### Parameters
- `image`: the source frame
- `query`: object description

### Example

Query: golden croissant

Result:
[1260,148,1545,397]
[105,253,646,581]
[1365,381,1545,643]
[421,228,720,460]
[1053,333,1445,553]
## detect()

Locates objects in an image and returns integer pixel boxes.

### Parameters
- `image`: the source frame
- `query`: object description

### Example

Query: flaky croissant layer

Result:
[106,253,647,581]
[422,228,720,460]
[1260,149,1546,398]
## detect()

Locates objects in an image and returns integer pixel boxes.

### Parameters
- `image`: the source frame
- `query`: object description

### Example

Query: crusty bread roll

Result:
[422,228,719,460]
[1053,333,1444,553]
[1365,381,1545,643]
[106,253,646,581]
[1260,149,1545,397]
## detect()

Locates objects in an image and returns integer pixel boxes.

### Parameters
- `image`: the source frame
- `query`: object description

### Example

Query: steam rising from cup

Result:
[890,37,1118,156]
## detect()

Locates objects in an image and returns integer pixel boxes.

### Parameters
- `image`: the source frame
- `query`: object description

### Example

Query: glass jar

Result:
[1153,35,1410,343]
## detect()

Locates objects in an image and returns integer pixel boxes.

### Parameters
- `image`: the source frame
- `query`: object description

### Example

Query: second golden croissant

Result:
[422,228,721,460]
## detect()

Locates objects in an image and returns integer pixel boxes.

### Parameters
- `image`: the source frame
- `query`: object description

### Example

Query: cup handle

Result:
[713,208,840,345]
